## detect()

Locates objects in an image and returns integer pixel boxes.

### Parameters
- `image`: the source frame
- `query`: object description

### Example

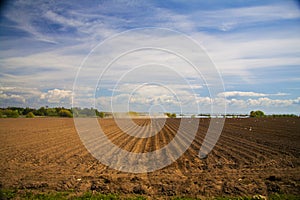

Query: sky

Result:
[0,0,299,114]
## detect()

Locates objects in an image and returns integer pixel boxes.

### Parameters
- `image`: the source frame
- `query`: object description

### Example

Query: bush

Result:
[128,111,138,117]
[26,112,35,118]
[165,112,177,118]
[58,109,73,118]
[98,111,105,118]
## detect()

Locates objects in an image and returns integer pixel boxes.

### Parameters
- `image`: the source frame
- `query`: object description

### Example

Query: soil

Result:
[0,117,299,199]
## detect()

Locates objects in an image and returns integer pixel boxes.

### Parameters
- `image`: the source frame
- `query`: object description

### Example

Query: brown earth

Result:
[0,117,299,199]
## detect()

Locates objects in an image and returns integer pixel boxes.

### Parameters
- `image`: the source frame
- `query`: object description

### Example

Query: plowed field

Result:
[0,118,299,198]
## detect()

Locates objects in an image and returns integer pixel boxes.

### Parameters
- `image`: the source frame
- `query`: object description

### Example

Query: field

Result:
[0,118,299,199]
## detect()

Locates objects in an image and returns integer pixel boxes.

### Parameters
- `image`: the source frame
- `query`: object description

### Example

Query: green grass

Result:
[0,189,147,200]
[0,189,299,200]
[213,194,300,200]
[0,189,17,199]
[0,189,70,200]
[72,192,118,200]
[268,193,300,200]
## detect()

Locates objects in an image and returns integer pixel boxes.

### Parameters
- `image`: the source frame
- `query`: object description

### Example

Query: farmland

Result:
[0,117,299,199]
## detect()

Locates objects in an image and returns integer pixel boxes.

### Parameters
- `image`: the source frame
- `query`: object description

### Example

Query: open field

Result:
[0,118,299,199]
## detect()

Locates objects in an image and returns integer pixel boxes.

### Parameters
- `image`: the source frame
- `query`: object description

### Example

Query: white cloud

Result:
[40,89,72,104]
[196,96,212,105]
[44,10,84,28]
[95,83,198,112]
[0,86,16,91]
[228,98,247,108]
[3,2,57,44]
[0,86,40,96]
[2,1,299,87]
[95,90,300,114]
[219,91,267,97]
[192,3,300,31]
[218,91,289,98]
[247,97,295,107]
[1,1,299,114]
[193,32,300,83]
[0,92,25,103]
[215,91,299,112]
[0,87,73,107]
[223,96,300,111]
[0,86,43,107]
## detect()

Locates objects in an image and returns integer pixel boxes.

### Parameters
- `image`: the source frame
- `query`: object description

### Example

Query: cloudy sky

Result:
[0,0,299,114]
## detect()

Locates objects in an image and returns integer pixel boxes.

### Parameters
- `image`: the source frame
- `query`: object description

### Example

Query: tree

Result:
[23,107,33,115]
[46,108,58,116]
[250,110,265,118]
[38,107,47,116]
[2,109,19,118]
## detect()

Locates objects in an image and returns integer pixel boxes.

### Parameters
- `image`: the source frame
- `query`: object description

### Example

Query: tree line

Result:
[0,107,73,118]
[249,110,298,118]
[0,107,106,118]
[0,107,298,118]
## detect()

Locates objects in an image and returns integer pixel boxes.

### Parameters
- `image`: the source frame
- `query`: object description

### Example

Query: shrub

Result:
[165,112,177,118]
[128,111,138,116]
[26,112,35,118]
[98,111,105,118]
[58,109,73,118]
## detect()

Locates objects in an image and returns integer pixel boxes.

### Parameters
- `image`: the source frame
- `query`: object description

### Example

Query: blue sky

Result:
[0,0,299,114]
